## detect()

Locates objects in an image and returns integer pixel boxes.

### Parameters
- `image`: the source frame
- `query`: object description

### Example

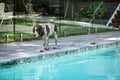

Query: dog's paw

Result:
[53,47,57,49]
[44,48,49,50]
[40,50,44,52]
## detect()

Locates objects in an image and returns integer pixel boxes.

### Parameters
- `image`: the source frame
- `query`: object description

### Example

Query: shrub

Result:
[86,2,106,19]
[75,2,106,21]
[75,5,87,21]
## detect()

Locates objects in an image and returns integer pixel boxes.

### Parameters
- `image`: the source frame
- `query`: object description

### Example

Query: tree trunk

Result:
[71,3,74,19]
[64,0,70,18]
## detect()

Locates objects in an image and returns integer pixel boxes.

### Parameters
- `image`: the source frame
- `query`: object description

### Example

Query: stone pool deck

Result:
[0,31,120,66]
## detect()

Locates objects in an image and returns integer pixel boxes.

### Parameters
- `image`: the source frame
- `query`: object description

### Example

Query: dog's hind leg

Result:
[44,36,49,50]
[53,32,58,49]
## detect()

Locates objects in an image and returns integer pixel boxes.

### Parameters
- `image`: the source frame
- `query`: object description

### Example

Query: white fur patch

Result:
[45,23,55,36]
[34,27,39,37]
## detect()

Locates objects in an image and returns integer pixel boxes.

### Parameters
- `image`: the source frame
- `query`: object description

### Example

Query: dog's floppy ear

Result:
[37,25,44,37]
[33,26,35,33]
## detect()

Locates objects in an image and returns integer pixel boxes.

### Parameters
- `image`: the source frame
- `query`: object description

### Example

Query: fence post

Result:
[63,29,66,37]
[88,28,91,34]
[6,34,9,43]
[95,27,97,33]
[20,33,23,42]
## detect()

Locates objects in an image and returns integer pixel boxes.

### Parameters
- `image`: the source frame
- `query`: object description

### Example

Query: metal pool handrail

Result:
[106,3,120,26]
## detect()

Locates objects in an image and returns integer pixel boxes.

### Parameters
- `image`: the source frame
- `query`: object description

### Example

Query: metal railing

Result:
[106,3,120,26]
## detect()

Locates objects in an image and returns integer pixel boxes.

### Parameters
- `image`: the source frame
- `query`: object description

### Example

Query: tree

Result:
[64,0,82,19]
[86,2,106,19]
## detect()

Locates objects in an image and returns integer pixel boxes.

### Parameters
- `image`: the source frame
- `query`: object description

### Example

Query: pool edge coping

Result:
[0,41,120,69]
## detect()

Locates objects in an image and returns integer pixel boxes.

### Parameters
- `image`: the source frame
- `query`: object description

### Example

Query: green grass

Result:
[58,24,112,36]
[0,26,112,43]
[0,19,113,43]
[0,32,34,43]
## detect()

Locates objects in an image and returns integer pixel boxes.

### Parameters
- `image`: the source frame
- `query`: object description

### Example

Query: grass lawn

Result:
[0,20,113,43]
[0,32,34,43]
[59,24,112,36]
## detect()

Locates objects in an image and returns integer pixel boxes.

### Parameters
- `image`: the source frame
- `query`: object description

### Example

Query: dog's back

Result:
[44,23,58,36]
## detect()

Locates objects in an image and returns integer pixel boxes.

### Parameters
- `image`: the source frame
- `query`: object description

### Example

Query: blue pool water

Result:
[0,45,120,80]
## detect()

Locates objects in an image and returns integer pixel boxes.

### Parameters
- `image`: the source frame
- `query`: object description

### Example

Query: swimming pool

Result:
[0,45,120,80]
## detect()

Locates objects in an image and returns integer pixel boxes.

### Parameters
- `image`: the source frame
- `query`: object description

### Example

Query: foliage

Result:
[0,32,33,43]
[75,5,87,20]
[0,0,13,4]
[86,2,106,19]
[75,2,106,21]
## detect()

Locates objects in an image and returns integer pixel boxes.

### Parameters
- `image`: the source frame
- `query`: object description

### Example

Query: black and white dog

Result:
[33,22,58,52]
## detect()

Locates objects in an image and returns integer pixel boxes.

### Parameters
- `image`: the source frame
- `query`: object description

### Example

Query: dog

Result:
[33,21,58,52]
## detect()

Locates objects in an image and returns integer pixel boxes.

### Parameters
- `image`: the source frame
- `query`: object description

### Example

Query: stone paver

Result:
[0,31,120,63]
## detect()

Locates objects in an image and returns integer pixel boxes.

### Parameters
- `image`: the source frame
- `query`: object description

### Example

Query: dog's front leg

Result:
[53,32,58,49]
[40,37,46,52]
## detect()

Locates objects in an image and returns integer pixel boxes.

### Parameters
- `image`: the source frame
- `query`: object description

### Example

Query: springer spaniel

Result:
[33,22,58,52]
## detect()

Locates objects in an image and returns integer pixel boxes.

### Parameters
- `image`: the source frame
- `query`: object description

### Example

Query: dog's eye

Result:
[36,29,39,32]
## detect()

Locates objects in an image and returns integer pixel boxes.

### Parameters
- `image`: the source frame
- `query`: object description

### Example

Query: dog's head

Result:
[33,25,44,37]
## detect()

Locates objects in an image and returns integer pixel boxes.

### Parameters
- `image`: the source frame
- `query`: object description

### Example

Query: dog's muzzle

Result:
[33,34,36,37]
[33,33,39,37]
